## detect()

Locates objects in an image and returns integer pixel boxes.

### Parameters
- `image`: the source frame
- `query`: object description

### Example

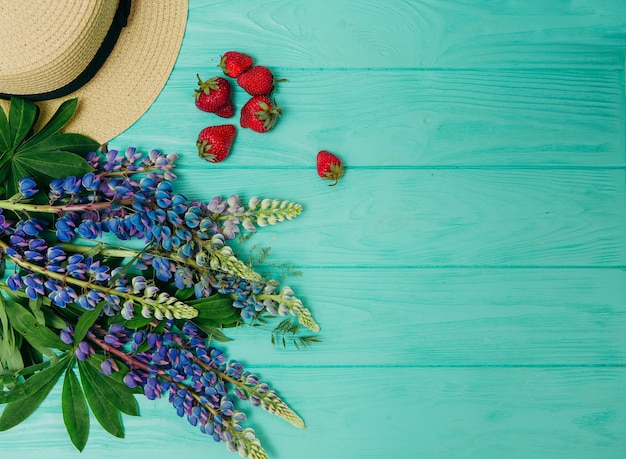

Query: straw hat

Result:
[0,0,188,144]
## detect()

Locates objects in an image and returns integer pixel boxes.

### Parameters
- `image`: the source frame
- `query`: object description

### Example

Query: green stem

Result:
[0,239,151,307]
[0,199,115,215]
[59,241,140,259]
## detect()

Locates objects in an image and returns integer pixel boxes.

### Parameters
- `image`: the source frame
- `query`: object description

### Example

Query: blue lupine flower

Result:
[63,176,81,194]
[18,177,38,198]
[77,219,101,239]
[55,214,76,241]
[152,256,172,282]
[81,172,100,191]
[6,273,22,290]
[21,218,46,236]
[23,274,44,299]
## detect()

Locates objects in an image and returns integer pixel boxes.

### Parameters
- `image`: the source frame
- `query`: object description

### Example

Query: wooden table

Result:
[3,1,625,458]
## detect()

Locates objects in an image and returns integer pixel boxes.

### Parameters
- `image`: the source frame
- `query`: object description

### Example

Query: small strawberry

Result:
[317,150,344,186]
[240,96,282,133]
[219,51,254,78]
[237,65,286,96]
[214,102,235,118]
[197,124,237,163]
[194,74,232,113]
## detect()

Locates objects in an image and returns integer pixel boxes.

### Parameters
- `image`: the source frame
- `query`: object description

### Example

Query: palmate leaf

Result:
[9,150,94,198]
[7,97,38,148]
[18,133,99,156]
[0,356,70,429]
[84,356,139,417]
[77,359,125,438]
[0,105,10,151]
[23,98,78,148]
[0,97,97,199]
[62,367,90,451]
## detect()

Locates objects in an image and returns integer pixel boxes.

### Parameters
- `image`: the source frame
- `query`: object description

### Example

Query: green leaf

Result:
[192,322,233,342]
[27,297,45,326]
[78,360,125,438]
[23,98,78,148]
[8,97,38,148]
[188,294,239,324]
[73,301,104,343]
[107,304,152,329]
[41,307,70,330]
[0,339,24,378]
[8,160,30,199]
[62,366,90,451]
[0,357,69,427]
[0,104,10,150]
[85,357,139,416]
[2,299,71,351]
[19,133,99,156]
[14,150,93,180]
[0,358,67,404]
[175,287,195,301]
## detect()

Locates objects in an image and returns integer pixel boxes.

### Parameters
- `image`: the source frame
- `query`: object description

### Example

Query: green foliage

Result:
[0,97,97,198]
[62,367,89,451]
[73,302,104,343]
[0,356,71,428]
[187,294,241,342]
[77,359,125,438]
[2,299,70,351]
[255,316,322,350]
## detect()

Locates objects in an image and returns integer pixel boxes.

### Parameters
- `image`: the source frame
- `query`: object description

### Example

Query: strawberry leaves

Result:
[0,97,97,199]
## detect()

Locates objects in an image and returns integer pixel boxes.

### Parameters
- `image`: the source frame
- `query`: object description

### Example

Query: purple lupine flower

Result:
[75,340,94,360]
[60,327,74,345]
[100,358,118,375]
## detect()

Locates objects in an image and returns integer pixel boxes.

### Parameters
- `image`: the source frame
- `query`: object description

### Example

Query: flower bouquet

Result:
[0,97,319,459]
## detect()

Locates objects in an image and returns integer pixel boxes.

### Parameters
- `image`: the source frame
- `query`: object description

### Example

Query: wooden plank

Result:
[180,0,626,69]
[220,268,626,366]
[2,367,624,459]
[156,169,626,267]
[116,68,625,167]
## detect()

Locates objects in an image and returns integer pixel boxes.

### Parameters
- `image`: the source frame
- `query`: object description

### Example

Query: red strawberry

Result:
[194,74,232,113]
[240,96,282,133]
[214,102,235,118]
[220,51,254,78]
[197,125,236,163]
[237,66,286,96]
[317,150,344,186]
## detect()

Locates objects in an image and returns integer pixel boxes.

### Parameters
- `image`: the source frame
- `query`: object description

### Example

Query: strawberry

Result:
[196,124,237,163]
[237,65,286,96]
[240,96,282,133]
[219,51,254,78]
[214,102,235,118]
[317,150,344,186]
[194,74,232,113]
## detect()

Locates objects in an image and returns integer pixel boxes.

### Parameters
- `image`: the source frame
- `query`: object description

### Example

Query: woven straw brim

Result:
[0,2,188,144]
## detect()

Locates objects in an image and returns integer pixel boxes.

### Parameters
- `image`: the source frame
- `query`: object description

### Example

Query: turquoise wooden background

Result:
[2,0,626,457]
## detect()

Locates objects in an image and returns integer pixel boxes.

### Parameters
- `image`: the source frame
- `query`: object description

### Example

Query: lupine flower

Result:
[0,147,316,459]
[18,177,38,198]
